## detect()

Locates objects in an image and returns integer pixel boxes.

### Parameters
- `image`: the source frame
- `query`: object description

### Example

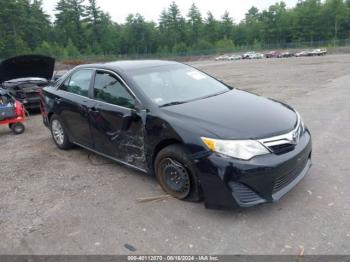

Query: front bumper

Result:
[194,130,312,209]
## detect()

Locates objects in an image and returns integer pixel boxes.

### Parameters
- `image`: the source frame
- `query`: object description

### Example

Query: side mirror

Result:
[120,109,140,131]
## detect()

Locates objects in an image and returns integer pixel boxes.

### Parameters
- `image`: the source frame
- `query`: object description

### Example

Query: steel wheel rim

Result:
[160,158,191,198]
[52,120,64,145]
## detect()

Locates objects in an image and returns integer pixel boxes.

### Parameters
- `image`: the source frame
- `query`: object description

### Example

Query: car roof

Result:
[76,60,180,74]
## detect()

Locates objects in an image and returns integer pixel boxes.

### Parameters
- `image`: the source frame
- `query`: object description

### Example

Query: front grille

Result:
[230,182,263,204]
[273,157,308,194]
[269,143,295,155]
[259,112,305,155]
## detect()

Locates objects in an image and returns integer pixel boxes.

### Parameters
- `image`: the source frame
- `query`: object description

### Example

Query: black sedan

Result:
[40,60,312,209]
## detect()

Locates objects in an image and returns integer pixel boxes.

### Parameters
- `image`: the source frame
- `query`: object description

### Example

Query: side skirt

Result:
[73,141,148,174]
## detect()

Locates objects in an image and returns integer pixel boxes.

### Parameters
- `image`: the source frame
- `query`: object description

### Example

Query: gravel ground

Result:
[0,54,350,255]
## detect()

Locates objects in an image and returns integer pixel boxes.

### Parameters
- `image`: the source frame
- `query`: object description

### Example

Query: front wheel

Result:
[50,115,73,150]
[155,145,202,202]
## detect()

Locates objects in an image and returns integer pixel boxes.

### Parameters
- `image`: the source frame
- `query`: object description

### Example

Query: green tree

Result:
[292,0,323,42]
[65,38,80,57]
[242,7,262,45]
[187,3,203,46]
[321,0,349,40]
[215,39,235,51]
[1,0,350,59]
[159,2,186,50]
[204,12,219,44]
[54,0,86,50]
[121,13,158,55]
[220,11,234,40]
[85,0,103,51]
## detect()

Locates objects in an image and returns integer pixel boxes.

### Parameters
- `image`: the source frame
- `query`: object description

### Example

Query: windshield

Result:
[129,64,231,106]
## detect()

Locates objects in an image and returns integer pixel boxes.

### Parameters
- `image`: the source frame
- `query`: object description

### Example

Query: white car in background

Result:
[295,50,312,57]
[228,55,242,61]
[215,55,230,61]
[310,48,327,56]
[242,52,264,59]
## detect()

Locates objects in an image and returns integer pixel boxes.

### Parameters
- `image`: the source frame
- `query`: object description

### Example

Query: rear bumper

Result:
[194,130,312,209]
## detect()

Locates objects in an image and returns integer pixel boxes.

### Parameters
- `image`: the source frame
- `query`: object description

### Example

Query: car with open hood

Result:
[40,60,312,209]
[0,55,55,110]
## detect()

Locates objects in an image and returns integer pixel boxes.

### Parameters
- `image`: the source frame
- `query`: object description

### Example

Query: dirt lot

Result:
[1,54,350,255]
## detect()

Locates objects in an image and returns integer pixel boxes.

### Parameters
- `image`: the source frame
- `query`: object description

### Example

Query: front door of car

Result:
[56,69,95,148]
[89,70,146,169]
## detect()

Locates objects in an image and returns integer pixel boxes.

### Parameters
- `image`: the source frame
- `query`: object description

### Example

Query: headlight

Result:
[201,137,270,161]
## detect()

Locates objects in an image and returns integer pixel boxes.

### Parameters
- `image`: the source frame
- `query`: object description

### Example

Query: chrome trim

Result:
[259,112,302,150]
[55,67,142,111]
[73,141,147,173]
[58,89,91,100]
[93,98,137,111]
[94,68,142,105]
[58,89,137,112]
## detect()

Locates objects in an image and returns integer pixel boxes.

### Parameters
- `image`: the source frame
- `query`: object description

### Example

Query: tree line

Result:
[1,0,350,59]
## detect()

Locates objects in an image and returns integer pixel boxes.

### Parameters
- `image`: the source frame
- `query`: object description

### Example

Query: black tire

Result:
[11,123,25,135]
[50,115,73,150]
[154,144,202,202]
[9,123,13,130]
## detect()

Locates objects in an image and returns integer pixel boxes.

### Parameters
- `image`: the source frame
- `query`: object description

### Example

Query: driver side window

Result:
[93,71,136,109]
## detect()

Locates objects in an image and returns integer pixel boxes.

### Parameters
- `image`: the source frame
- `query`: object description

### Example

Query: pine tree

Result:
[54,0,86,51]
[187,3,203,46]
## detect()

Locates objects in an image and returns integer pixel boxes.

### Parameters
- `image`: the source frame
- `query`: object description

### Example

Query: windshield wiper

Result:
[159,101,188,108]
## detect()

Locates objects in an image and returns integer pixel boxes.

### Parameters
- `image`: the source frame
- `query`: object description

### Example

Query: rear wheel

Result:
[50,115,73,150]
[11,123,25,135]
[155,145,202,202]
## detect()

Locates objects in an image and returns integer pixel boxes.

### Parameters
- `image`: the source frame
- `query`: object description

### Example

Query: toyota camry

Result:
[40,60,312,209]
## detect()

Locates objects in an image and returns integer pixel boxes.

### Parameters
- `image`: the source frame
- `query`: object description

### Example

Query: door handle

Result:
[55,97,62,104]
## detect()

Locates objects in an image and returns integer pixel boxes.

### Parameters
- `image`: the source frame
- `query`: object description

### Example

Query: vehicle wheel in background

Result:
[155,144,202,202]
[11,123,25,135]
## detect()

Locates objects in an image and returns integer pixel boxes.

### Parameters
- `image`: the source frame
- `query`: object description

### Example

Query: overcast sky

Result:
[42,0,299,24]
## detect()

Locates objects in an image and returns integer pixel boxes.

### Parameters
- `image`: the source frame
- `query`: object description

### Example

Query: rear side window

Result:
[60,69,93,97]
[93,71,135,109]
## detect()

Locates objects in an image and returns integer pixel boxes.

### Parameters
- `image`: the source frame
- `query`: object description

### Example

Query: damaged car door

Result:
[56,69,95,147]
[89,70,145,169]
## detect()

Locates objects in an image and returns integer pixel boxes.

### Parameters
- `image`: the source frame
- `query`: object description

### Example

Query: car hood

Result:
[0,55,55,83]
[0,88,9,96]
[161,89,298,139]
